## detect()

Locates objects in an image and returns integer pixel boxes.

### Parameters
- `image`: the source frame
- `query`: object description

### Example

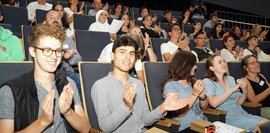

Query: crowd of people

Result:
[1,0,270,132]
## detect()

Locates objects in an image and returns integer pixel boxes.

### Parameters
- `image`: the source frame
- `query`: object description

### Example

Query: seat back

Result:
[22,25,34,61]
[74,14,95,30]
[209,39,224,51]
[204,27,213,38]
[79,62,113,131]
[143,62,169,110]
[227,62,244,80]
[235,40,248,49]
[36,9,47,24]
[260,62,270,81]
[184,25,194,36]
[259,41,270,54]
[258,121,270,133]
[151,38,169,61]
[75,30,111,61]
[194,63,206,79]
[2,6,29,38]
[0,62,34,85]
[0,23,12,31]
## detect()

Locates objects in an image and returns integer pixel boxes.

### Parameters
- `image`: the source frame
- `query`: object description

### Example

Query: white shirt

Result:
[220,49,239,62]
[88,10,110,32]
[98,43,142,71]
[160,41,178,61]
[27,1,52,22]
[243,49,270,62]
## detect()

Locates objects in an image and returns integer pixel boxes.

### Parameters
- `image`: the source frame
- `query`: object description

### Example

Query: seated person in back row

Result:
[91,35,187,132]
[27,0,52,24]
[0,24,89,132]
[45,9,82,96]
[243,35,270,62]
[191,31,220,62]
[160,23,190,62]
[98,26,157,84]
[0,26,24,61]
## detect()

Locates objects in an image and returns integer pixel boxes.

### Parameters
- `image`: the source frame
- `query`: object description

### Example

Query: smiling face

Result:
[98,11,107,24]
[169,25,182,39]
[30,36,63,73]
[210,55,228,75]
[111,46,136,73]
[244,56,261,74]
[224,36,235,49]
[216,24,223,33]
[121,14,129,26]
[195,33,206,47]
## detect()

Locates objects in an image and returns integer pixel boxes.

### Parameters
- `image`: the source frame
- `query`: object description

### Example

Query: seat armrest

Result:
[201,108,227,115]
[154,118,180,133]
[242,102,262,108]
[89,128,103,133]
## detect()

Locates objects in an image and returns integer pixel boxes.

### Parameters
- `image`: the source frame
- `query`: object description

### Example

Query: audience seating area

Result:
[1,1,270,132]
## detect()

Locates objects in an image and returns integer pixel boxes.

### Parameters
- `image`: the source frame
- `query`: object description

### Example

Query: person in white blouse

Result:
[220,35,244,62]
[88,10,117,40]
[88,10,110,32]
[27,0,52,23]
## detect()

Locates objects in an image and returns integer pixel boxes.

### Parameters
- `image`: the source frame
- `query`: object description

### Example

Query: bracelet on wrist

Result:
[146,45,151,50]
[199,95,207,101]
[192,92,199,97]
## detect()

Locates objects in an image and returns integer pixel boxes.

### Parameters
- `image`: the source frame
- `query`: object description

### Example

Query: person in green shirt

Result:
[0,26,24,61]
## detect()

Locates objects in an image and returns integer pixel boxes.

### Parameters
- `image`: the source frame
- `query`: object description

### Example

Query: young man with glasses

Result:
[243,35,270,62]
[0,24,90,133]
[45,9,82,96]
[191,31,220,62]
[160,23,190,62]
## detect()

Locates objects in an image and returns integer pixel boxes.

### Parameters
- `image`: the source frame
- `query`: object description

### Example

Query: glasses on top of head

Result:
[32,46,64,57]
[247,60,260,65]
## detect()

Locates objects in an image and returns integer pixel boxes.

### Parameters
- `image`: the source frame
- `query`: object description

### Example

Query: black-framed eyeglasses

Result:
[247,60,260,65]
[172,28,182,31]
[32,46,64,57]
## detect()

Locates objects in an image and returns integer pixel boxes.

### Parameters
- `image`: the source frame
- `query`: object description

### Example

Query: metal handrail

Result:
[219,19,270,28]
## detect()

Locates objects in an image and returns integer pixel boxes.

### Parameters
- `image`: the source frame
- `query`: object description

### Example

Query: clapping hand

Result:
[123,83,137,110]
[40,89,55,125]
[160,93,188,114]
[59,83,74,116]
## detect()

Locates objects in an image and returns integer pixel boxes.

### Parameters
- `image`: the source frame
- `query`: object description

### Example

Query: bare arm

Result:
[207,85,239,108]
[63,105,90,133]
[59,84,89,132]
[0,90,55,133]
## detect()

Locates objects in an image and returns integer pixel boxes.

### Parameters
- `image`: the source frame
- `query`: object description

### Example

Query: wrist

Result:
[192,92,199,97]
[146,45,151,50]
[63,108,72,116]
[199,95,207,101]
